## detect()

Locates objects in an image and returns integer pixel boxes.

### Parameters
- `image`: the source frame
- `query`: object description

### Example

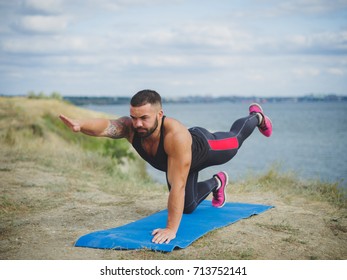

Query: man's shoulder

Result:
[163,117,191,147]
[163,119,192,158]
[163,117,187,133]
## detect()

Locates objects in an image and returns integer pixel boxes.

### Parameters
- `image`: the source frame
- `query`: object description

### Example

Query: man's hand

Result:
[59,114,81,132]
[152,228,176,244]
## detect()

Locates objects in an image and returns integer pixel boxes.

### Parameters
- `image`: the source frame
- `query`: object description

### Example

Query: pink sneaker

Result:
[212,171,229,208]
[249,103,273,137]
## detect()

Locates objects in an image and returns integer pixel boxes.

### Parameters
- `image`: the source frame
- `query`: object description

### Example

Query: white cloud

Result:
[284,31,347,54]
[86,0,180,11]
[15,15,70,33]
[179,23,254,52]
[138,22,255,55]
[327,68,345,76]
[278,0,347,15]
[1,35,105,54]
[23,0,64,14]
[292,67,321,77]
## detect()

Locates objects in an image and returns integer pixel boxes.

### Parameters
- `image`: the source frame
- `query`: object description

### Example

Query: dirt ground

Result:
[1,160,346,260]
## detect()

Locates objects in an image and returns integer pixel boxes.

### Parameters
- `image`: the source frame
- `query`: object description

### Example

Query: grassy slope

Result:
[0,97,346,260]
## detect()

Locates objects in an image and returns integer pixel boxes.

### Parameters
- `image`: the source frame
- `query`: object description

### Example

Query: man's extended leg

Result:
[190,113,259,170]
[197,104,272,168]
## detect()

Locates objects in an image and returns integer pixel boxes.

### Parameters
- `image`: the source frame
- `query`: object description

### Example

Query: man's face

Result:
[130,103,163,138]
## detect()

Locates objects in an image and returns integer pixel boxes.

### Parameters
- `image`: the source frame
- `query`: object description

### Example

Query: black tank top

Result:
[132,117,209,173]
[132,116,168,171]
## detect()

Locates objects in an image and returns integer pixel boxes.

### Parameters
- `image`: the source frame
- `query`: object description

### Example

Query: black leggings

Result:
[167,113,259,214]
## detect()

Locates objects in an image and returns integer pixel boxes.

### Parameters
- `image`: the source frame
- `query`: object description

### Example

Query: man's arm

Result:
[152,126,192,244]
[59,114,133,140]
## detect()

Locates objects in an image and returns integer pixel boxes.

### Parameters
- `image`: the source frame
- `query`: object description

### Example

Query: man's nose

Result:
[134,119,143,127]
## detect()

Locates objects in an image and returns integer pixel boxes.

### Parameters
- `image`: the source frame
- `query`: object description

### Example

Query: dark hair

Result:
[130,89,162,107]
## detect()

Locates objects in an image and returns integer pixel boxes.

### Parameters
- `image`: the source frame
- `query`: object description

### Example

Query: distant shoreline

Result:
[1,93,346,106]
[43,93,347,106]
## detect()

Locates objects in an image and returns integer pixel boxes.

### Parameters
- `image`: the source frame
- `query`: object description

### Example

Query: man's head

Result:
[130,90,163,138]
[130,89,162,108]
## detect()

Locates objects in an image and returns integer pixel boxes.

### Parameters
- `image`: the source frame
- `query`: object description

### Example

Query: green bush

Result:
[27,91,62,100]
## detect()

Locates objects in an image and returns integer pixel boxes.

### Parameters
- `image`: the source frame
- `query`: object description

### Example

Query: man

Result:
[59,89,272,245]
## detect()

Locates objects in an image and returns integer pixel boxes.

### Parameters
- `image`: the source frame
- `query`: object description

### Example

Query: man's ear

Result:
[158,109,164,118]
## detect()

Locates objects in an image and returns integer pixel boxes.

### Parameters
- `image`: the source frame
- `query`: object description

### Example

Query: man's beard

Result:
[135,117,159,138]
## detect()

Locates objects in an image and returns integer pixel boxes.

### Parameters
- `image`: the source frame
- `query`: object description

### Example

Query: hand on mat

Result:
[152,228,176,244]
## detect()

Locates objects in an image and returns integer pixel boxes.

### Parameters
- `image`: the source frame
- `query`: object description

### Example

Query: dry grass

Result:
[236,164,346,208]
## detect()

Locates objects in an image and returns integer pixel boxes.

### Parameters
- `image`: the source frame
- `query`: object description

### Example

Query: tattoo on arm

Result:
[104,117,131,139]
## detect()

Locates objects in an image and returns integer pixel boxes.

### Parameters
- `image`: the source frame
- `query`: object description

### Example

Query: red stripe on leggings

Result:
[208,137,239,151]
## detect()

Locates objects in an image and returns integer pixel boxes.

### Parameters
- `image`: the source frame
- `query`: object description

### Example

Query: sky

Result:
[1,0,347,98]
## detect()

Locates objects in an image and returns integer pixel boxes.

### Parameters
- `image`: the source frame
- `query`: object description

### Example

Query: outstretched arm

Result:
[59,114,133,140]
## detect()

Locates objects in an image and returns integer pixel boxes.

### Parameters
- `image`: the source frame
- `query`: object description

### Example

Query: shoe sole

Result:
[249,102,263,114]
[260,116,273,137]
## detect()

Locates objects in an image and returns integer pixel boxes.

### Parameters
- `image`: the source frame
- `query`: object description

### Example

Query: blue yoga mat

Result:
[75,200,273,252]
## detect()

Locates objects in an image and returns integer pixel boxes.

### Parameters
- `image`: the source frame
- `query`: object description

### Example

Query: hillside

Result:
[0,97,346,260]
